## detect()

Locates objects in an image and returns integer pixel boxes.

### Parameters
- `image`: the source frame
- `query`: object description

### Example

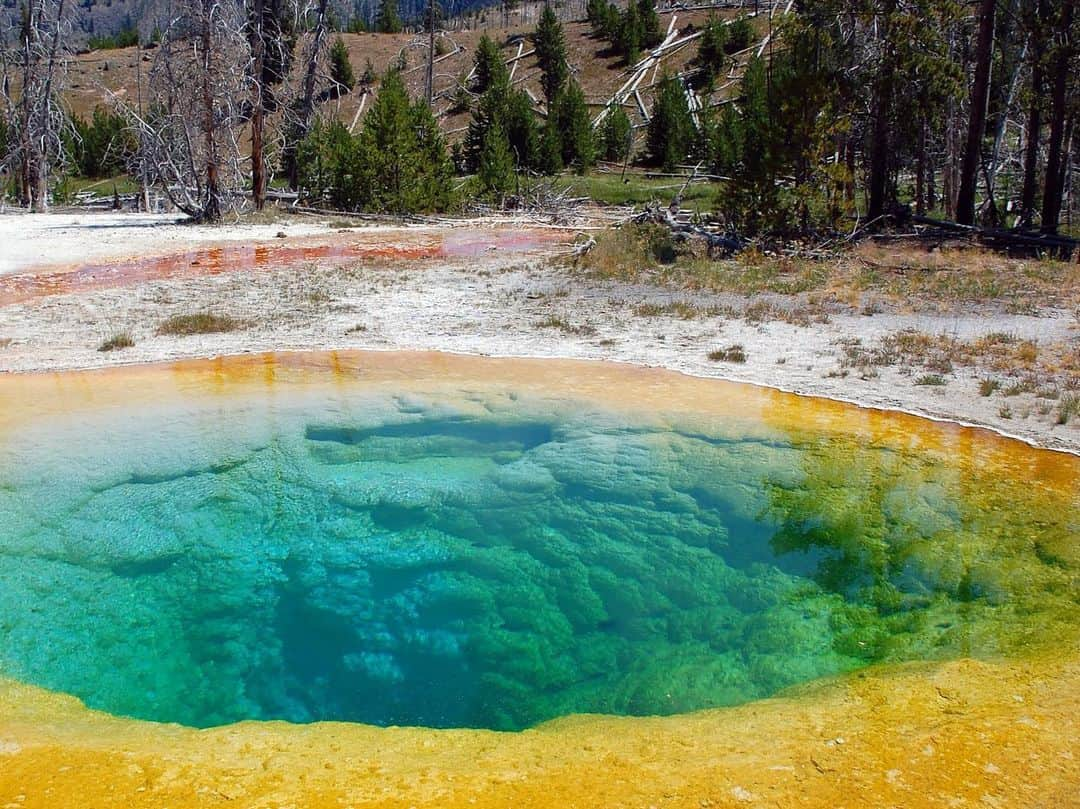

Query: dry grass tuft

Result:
[708,344,747,363]
[157,313,242,336]
[98,333,134,352]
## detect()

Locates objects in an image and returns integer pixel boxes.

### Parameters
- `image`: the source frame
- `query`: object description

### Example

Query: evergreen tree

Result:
[638,0,661,49]
[694,17,729,89]
[504,89,541,169]
[406,97,456,211]
[472,34,509,94]
[586,0,607,34]
[329,37,356,93]
[618,1,643,65]
[478,121,515,196]
[600,2,621,40]
[646,74,695,171]
[539,122,563,174]
[726,16,753,52]
[297,71,454,213]
[601,104,633,162]
[550,81,595,173]
[534,5,569,105]
[375,0,402,33]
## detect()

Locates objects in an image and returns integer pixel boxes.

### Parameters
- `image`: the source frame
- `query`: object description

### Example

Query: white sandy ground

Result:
[0,211,1077,454]
[0,211,339,274]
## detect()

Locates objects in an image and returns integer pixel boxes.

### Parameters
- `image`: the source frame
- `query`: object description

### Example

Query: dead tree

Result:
[955,0,997,225]
[1018,0,1047,228]
[125,0,253,221]
[1040,0,1077,235]
[287,0,330,188]
[2,0,73,211]
[251,0,267,210]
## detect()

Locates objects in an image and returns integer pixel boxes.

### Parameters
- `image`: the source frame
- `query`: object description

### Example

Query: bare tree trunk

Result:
[926,146,937,212]
[1019,1,1046,229]
[1041,0,1076,235]
[956,0,996,225]
[290,0,330,188]
[916,115,926,215]
[251,0,266,210]
[135,38,151,212]
[867,0,897,221]
[426,0,435,103]
[201,0,222,221]
[944,96,957,218]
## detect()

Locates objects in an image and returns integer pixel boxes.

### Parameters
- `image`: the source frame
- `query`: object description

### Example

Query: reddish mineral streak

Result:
[0,229,564,306]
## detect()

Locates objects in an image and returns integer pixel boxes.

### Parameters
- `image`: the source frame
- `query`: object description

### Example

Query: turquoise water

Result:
[0,383,1076,731]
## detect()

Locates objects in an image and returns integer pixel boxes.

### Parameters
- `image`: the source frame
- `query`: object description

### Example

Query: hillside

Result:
[0,0,511,45]
[61,5,762,141]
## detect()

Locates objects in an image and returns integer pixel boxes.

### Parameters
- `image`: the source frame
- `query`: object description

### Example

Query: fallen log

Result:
[910,215,1078,258]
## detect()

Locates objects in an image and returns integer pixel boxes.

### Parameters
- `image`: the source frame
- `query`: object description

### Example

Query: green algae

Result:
[0,382,1076,732]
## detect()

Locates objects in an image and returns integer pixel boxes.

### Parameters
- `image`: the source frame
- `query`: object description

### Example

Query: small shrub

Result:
[98,332,134,352]
[708,344,746,363]
[978,378,1001,397]
[157,313,240,336]
[998,404,1013,419]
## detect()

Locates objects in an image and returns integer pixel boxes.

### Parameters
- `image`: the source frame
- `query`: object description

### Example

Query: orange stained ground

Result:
[0,351,1077,808]
[0,228,566,306]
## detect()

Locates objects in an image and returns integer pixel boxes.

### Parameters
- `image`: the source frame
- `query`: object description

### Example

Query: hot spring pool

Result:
[0,352,1076,732]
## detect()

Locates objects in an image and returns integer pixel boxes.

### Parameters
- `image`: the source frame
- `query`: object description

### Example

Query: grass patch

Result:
[978,378,1001,396]
[534,316,597,336]
[97,332,134,352]
[67,174,141,196]
[633,301,718,319]
[1058,393,1080,425]
[708,344,747,363]
[553,173,714,208]
[914,374,947,386]
[157,313,241,336]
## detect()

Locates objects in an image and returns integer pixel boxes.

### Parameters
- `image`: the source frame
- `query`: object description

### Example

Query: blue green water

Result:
[0,382,1076,731]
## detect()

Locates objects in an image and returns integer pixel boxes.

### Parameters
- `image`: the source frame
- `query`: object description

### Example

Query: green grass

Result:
[67,174,141,196]
[553,173,715,208]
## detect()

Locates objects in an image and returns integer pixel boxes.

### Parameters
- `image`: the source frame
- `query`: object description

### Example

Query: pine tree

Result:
[329,37,356,93]
[298,71,454,213]
[694,17,729,88]
[601,104,633,162]
[406,97,456,211]
[638,0,661,49]
[726,16,753,52]
[646,74,695,171]
[472,34,509,94]
[586,0,607,34]
[504,89,541,169]
[534,4,569,105]
[553,80,595,173]
[539,122,563,174]
[375,0,402,33]
[478,121,515,196]
[618,1,643,65]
